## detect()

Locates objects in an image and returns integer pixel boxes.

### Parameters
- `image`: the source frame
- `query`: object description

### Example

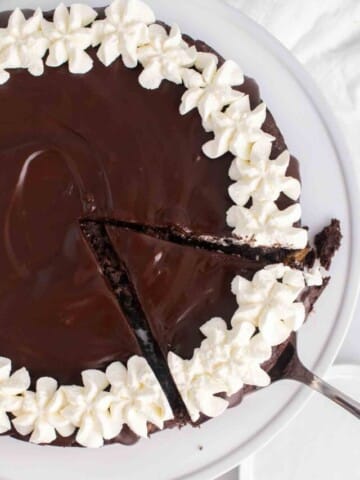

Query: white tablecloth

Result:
[218,1,360,478]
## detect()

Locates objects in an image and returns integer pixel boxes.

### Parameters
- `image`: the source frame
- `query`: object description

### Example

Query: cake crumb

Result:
[314,219,342,270]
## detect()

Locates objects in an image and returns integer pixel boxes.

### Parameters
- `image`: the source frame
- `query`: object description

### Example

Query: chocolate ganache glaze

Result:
[0,7,340,447]
[105,226,267,360]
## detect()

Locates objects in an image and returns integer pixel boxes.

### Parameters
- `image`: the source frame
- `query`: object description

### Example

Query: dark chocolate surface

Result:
[106,225,267,360]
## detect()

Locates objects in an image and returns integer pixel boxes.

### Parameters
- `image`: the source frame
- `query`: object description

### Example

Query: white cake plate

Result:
[0,1,359,480]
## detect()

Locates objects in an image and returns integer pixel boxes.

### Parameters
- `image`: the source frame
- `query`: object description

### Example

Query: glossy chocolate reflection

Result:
[0,144,143,384]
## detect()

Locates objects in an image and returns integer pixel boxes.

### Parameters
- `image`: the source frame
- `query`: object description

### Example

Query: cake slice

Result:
[104,223,328,422]
[105,225,265,359]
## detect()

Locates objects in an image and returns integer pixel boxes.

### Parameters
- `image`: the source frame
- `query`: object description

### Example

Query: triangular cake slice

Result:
[105,225,327,422]
[106,225,264,359]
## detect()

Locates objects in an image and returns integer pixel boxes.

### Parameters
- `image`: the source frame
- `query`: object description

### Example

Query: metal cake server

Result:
[270,342,360,419]
[236,347,360,480]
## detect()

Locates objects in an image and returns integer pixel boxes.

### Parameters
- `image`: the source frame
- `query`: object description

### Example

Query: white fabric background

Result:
[224,0,360,184]
[217,2,360,478]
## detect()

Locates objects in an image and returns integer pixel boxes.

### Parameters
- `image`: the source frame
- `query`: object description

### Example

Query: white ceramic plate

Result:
[0,1,359,479]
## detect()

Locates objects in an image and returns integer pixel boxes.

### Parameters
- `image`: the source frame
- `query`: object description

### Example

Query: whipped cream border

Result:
[0,0,317,446]
[6,356,174,448]
[168,263,320,422]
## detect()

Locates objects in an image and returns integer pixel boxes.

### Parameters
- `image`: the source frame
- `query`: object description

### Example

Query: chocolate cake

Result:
[0,1,341,448]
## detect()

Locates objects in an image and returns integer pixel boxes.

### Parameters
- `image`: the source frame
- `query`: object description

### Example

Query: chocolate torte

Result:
[0,1,341,447]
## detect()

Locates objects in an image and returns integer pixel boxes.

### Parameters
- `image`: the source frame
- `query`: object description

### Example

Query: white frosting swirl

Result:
[227,200,308,249]
[12,377,74,444]
[228,140,301,205]
[304,259,325,286]
[0,357,30,434]
[180,52,244,131]
[42,3,97,74]
[202,96,274,159]
[106,357,173,438]
[61,356,172,448]
[92,0,155,68]
[61,369,118,448]
[0,8,48,84]
[231,264,306,346]
[137,23,196,89]
[2,355,172,448]
[168,319,271,422]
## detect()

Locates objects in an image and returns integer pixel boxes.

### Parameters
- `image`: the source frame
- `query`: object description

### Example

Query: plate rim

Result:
[237,364,360,480]
[185,2,360,479]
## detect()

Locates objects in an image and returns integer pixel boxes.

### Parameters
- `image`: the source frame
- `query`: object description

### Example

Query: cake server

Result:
[270,342,360,419]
